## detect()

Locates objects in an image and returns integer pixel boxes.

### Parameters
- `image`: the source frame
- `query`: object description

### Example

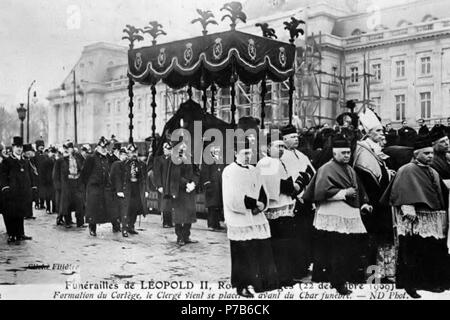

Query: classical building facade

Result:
[47,0,450,145]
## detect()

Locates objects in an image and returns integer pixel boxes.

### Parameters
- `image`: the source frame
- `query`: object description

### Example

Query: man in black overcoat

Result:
[153,142,174,228]
[39,147,56,214]
[111,145,148,237]
[53,141,86,228]
[81,137,120,236]
[200,145,225,231]
[0,137,36,243]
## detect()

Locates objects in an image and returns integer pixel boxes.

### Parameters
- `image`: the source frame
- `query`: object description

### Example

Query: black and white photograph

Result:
[1,0,450,308]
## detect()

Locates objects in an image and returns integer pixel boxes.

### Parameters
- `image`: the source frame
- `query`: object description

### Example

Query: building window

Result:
[106,102,111,114]
[396,60,405,78]
[106,124,111,137]
[420,92,431,119]
[116,100,121,113]
[219,109,231,123]
[137,121,143,138]
[137,98,142,112]
[116,123,121,138]
[372,64,381,81]
[420,56,431,75]
[371,97,381,115]
[350,67,359,83]
[220,88,231,106]
[395,94,406,121]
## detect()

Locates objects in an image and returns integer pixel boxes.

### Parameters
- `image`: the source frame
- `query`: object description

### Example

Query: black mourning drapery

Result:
[128,30,296,88]
[127,29,297,144]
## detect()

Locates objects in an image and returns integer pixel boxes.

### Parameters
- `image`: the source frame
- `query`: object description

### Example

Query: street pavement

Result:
[2,209,450,300]
[0,209,230,285]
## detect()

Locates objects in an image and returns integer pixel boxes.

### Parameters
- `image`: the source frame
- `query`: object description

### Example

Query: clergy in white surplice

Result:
[257,139,297,287]
[222,138,278,298]
[280,124,316,281]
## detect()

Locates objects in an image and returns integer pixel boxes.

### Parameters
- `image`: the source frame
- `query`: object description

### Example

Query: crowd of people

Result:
[1,110,450,299]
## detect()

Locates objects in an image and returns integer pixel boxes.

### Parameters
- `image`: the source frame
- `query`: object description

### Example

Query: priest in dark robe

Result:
[222,137,278,298]
[303,136,372,295]
[381,135,449,298]
[353,110,395,283]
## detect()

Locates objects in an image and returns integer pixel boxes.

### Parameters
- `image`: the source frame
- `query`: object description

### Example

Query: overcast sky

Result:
[0,0,411,107]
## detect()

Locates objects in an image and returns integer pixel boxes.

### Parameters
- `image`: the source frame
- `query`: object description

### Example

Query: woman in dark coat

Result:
[81,137,120,236]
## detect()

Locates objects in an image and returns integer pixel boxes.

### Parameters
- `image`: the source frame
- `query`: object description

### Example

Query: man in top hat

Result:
[111,145,148,237]
[22,144,38,219]
[0,137,36,243]
[53,141,86,228]
[303,136,372,295]
[280,124,316,281]
[200,145,225,231]
[353,109,396,283]
[81,136,121,236]
[381,135,449,298]
[153,142,174,228]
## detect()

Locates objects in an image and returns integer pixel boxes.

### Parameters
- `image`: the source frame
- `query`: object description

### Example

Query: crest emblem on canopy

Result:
[158,48,166,67]
[213,38,223,60]
[279,47,286,67]
[248,39,256,60]
[134,52,143,70]
[184,43,194,66]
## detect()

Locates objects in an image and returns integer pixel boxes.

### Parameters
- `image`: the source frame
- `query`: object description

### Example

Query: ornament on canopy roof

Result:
[143,21,167,46]
[255,22,277,39]
[122,25,144,49]
[283,17,305,44]
[191,9,218,36]
[220,1,247,31]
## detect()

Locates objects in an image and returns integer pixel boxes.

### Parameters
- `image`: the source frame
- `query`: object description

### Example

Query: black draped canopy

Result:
[128,30,296,89]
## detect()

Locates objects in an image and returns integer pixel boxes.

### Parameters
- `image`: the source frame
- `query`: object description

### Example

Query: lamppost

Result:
[17,103,27,139]
[60,70,80,144]
[26,80,37,143]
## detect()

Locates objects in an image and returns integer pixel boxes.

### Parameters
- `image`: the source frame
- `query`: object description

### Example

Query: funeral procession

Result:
[3,0,450,301]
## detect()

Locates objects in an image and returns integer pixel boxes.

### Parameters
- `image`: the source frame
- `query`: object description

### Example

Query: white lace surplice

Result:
[314,190,367,234]
[227,222,271,241]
